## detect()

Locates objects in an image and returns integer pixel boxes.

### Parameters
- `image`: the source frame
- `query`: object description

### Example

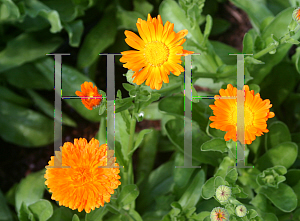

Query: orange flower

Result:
[44,138,121,213]
[75,82,102,110]
[120,14,193,90]
[293,7,300,23]
[209,84,275,144]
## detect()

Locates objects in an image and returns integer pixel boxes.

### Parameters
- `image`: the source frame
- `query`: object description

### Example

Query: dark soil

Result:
[0,0,252,194]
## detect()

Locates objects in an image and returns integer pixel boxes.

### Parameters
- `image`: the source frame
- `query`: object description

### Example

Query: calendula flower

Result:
[75,82,102,110]
[120,14,194,90]
[293,7,300,23]
[209,84,275,145]
[44,138,121,213]
[216,185,231,203]
[236,205,247,217]
[210,207,229,221]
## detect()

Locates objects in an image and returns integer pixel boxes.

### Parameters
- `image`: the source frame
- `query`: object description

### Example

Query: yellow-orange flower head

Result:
[44,138,121,213]
[209,84,275,144]
[120,14,194,90]
[75,82,102,110]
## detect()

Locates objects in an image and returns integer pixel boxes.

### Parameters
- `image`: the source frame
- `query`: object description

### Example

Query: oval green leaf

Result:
[256,142,298,170]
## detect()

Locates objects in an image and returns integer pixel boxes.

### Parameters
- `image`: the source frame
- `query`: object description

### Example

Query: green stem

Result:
[127,108,137,165]
[254,25,300,59]
[124,98,138,211]
[253,45,277,60]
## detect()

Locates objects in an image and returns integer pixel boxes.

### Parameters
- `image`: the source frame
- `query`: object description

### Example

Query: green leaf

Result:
[85,207,107,221]
[122,83,135,92]
[0,189,13,221]
[202,14,212,47]
[115,141,127,168]
[72,214,80,221]
[0,86,31,107]
[124,69,136,85]
[5,183,17,207]
[141,102,163,120]
[201,138,228,153]
[165,118,222,166]
[133,0,153,17]
[24,0,63,33]
[242,32,254,54]
[210,41,240,65]
[98,99,106,116]
[19,202,34,221]
[259,183,297,212]
[178,170,205,212]
[249,42,299,85]
[138,92,160,112]
[261,8,295,41]
[225,168,238,185]
[214,176,226,190]
[136,129,159,186]
[170,202,182,216]
[137,161,174,213]
[127,209,143,221]
[26,89,77,127]
[284,37,300,44]
[0,99,54,147]
[159,94,209,131]
[238,167,261,191]
[173,153,197,188]
[137,89,151,102]
[188,211,210,221]
[116,6,145,32]
[0,33,62,72]
[118,185,139,207]
[128,129,152,156]
[159,0,203,44]
[63,20,84,47]
[292,181,300,207]
[179,0,205,28]
[256,142,298,170]
[28,200,53,221]
[292,46,300,73]
[256,166,287,189]
[215,157,235,178]
[201,177,216,199]
[35,58,101,122]
[0,0,20,22]
[3,63,53,90]
[115,110,131,159]
[42,0,86,22]
[115,97,134,113]
[245,57,265,65]
[48,207,73,221]
[285,169,300,187]
[265,121,291,149]
[259,62,299,108]
[225,204,235,215]
[15,170,46,212]
[210,18,230,36]
[248,83,260,94]
[77,6,117,68]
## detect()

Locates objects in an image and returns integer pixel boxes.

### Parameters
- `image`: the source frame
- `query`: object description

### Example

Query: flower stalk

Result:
[254,25,300,59]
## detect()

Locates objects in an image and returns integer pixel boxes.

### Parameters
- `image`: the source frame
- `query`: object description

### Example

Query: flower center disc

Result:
[231,104,254,127]
[144,41,169,67]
